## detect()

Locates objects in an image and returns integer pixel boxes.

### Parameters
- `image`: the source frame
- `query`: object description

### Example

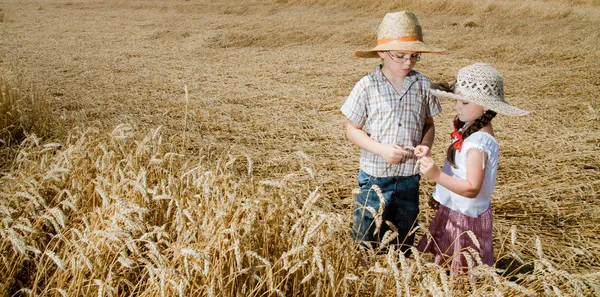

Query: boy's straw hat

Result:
[355,11,445,58]
[431,63,530,116]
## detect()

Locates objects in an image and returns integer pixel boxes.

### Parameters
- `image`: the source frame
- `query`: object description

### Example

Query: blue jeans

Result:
[352,170,420,254]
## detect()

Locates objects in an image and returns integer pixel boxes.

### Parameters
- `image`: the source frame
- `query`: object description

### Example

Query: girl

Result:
[414,63,529,273]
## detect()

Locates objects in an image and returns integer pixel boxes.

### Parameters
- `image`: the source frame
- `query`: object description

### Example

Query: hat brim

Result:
[355,41,446,58]
[430,89,530,117]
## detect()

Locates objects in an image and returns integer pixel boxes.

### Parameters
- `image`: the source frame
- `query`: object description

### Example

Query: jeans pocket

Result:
[357,170,371,189]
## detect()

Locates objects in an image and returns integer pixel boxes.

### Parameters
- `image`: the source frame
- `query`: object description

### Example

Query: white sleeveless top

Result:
[432,132,499,218]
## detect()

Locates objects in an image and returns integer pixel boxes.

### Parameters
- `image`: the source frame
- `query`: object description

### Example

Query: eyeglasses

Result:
[386,52,421,63]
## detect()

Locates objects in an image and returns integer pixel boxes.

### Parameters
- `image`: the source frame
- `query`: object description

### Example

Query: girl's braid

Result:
[446,110,497,168]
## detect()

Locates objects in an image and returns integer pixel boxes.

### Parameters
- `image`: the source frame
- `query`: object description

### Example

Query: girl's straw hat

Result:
[431,63,530,116]
[355,11,445,58]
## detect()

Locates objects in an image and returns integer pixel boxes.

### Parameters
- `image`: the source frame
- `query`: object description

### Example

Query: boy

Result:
[341,11,445,254]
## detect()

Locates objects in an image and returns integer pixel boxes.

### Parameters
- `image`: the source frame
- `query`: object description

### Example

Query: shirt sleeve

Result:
[461,133,494,156]
[340,80,367,126]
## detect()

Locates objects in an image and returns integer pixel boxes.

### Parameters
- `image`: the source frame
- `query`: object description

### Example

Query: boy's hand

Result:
[417,156,440,180]
[381,144,413,164]
[414,145,431,158]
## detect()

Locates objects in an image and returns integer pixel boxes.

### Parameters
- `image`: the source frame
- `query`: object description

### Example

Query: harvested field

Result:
[0,0,599,295]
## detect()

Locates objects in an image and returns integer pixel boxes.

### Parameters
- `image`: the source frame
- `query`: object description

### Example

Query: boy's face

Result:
[378,51,420,75]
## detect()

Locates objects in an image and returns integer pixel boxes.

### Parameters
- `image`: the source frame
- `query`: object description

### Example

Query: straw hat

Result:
[355,11,445,58]
[431,63,529,116]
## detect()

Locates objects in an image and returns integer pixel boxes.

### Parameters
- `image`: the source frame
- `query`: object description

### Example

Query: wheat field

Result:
[0,0,599,296]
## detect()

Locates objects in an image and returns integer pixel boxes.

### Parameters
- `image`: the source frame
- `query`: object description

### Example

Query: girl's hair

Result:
[431,80,498,167]
[431,81,455,92]
[447,110,497,167]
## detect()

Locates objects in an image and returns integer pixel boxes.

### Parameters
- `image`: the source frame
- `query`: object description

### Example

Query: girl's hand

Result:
[414,145,431,158]
[417,156,440,180]
[428,197,440,210]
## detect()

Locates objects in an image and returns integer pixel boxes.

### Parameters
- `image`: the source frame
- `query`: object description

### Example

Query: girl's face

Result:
[378,51,420,75]
[454,100,486,123]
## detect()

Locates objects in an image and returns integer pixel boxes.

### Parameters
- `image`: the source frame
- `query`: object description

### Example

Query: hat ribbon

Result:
[377,36,420,45]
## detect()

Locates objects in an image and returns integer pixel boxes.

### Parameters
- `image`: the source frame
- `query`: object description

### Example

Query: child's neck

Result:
[381,66,408,92]
[381,66,408,83]
[464,121,495,136]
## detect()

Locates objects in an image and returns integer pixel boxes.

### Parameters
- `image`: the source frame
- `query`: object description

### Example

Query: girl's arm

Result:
[346,120,412,164]
[418,149,487,198]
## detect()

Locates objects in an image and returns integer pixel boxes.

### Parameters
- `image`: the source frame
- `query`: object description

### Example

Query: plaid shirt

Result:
[341,65,442,177]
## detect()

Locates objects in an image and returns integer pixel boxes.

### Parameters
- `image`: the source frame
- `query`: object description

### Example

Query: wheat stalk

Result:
[183,84,189,150]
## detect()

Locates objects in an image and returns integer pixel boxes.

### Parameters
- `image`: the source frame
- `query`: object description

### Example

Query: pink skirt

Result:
[417,204,494,274]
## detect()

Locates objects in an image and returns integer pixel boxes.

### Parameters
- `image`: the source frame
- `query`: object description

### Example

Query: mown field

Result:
[1,0,599,296]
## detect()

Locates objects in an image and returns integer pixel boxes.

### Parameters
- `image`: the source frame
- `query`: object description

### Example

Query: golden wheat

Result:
[0,0,598,296]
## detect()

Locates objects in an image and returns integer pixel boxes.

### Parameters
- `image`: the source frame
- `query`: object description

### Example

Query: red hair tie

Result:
[450,120,464,152]
[450,129,463,152]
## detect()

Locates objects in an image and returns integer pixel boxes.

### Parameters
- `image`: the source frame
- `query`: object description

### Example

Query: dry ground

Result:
[1,0,599,295]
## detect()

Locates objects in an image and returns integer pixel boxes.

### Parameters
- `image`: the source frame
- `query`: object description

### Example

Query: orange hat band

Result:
[377,36,420,45]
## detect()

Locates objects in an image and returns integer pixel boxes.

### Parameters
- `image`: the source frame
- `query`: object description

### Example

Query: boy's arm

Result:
[346,120,411,164]
[415,116,435,157]
[420,116,435,148]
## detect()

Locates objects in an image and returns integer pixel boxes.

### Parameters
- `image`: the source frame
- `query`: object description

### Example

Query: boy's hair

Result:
[447,110,497,167]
